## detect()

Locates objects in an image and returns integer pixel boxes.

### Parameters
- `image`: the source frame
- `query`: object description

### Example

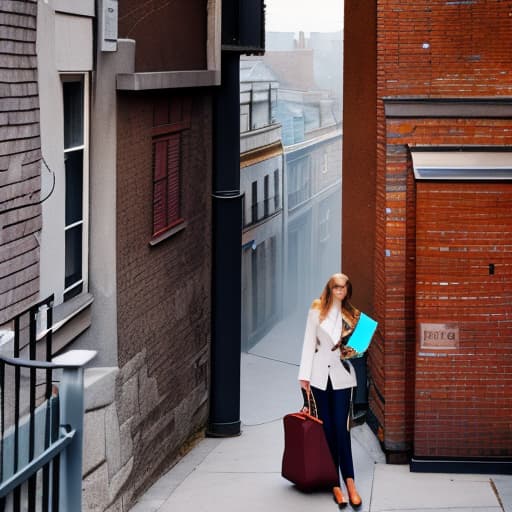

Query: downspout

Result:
[208,51,242,437]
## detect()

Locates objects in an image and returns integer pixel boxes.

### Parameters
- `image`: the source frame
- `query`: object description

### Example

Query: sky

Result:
[265,0,344,33]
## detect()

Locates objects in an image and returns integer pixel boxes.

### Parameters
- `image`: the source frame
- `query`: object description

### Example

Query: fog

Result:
[240,2,344,422]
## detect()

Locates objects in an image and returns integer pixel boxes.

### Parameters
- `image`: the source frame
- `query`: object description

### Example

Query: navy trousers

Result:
[311,379,354,482]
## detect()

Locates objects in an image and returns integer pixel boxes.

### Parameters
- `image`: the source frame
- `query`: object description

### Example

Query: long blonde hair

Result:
[312,273,357,323]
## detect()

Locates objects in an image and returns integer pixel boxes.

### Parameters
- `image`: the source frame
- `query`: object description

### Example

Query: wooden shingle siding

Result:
[0,0,41,323]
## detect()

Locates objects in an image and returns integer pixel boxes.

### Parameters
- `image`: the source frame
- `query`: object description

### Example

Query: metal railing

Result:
[0,347,95,512]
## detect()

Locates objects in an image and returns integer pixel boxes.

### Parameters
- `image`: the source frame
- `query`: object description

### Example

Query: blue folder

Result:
[346,312,378,354]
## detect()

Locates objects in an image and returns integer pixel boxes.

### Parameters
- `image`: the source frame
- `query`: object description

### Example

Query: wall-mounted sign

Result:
[420,323,459,350]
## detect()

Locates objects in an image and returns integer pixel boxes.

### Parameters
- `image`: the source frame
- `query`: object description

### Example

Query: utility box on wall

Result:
[222,0,265,52]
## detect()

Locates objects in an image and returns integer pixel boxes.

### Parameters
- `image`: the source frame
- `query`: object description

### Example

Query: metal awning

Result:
[410,149,512,180]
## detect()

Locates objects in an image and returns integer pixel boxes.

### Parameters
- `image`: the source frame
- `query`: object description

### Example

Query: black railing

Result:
[0,351,95,512]
[0,296,93,511]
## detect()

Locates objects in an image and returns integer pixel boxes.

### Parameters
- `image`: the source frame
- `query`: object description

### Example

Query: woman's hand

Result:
[300,380,310,413]
[300,380,310,392]
[340,346,358,359]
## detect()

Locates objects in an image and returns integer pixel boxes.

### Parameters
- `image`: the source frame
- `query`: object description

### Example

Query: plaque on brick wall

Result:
[420,323,459,350]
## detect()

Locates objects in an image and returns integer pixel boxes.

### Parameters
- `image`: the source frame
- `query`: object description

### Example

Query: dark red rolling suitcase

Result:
[281,410,339,492]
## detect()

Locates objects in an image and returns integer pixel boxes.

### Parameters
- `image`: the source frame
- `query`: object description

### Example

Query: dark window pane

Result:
[251,181,258,223]
[274,169,279,210]
[65,225,82,289]
[65,150,83,226]
[64,282,83,302]
[63,80,84,149]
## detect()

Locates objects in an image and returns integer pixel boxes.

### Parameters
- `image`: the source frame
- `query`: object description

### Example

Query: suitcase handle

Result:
[300,388,323,424]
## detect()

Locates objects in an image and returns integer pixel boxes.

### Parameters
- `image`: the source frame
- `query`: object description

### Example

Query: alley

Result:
[131,326,512,512]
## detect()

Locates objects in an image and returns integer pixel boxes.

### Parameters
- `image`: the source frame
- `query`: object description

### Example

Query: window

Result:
[273,169,279,210]
[251,181,258,224]
[240,103,250,133]
[62,77,88,302]
[263,175,269,218]
[151,96,191,241]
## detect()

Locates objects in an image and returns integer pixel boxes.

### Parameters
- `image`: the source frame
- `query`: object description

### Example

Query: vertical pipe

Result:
[208,51,242,437]
[58,367,84,512]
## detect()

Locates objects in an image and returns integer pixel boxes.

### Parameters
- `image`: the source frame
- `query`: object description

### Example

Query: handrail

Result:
[0,350,97,370]
[0,348,96,511]
[0,428,75,498]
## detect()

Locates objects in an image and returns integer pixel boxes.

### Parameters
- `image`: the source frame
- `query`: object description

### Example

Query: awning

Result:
[410,149,512,180]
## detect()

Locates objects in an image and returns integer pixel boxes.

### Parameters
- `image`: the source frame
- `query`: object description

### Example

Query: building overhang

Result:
[410,147,512,180]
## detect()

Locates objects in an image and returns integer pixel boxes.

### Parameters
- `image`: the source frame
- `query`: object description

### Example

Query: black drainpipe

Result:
[208,51,242,437]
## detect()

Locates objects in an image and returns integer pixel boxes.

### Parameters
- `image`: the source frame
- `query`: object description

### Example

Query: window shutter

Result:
[167,133,181,223]
[152,133,181,236]
[153,139,169,235]
[151,95,189,240]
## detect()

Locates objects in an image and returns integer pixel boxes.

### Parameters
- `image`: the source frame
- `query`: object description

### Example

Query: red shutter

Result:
[152,139,169,235]
[152,134,182,237]
[151,96,188,240]
[167,133,180,223]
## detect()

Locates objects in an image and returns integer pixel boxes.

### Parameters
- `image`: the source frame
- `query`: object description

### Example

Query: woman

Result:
[298,273,362,509]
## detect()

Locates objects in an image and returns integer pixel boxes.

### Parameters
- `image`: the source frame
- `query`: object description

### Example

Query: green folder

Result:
[346,312,378,354]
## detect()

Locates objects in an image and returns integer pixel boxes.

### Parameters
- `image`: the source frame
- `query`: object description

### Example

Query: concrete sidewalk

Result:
[131,351,511,512]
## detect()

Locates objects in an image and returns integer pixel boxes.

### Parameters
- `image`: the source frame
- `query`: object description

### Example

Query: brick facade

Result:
[116,90,212,498]
[344,1,512,462]
[0,0,41,323]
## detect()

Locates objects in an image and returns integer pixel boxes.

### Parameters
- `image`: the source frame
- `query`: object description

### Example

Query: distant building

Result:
[240,50,342,349]
[344,2,512,472]
[239,60,283,350]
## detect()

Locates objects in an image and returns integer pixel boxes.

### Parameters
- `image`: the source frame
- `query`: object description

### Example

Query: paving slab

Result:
[158,471,347,512]
[240,352,299,426]
[371,464,502,512]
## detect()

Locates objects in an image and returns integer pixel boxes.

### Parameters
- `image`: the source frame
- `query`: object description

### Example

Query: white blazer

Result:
[298,306,357,391]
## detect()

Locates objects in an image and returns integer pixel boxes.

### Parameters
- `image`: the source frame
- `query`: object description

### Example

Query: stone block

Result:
[109,457,134,503]
[138,368,159,418]
[119,416,134,468]
[83,408,106,476]
[104,499,123,512]
[82,462,110,512]
[117,372,139,425]
[85,367,118,411]
[117,350,146,385]
[105,403,122,479]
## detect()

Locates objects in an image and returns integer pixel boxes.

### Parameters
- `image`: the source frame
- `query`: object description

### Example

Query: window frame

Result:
[61,73,90,303]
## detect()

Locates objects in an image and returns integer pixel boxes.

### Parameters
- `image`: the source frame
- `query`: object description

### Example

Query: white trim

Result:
[62,73,90,300]
[64,145,85,153]
[64,220,84,231]
[64,279,84,296]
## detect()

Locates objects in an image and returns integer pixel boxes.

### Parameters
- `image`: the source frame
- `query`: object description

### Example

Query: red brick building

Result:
[343,1,512,471]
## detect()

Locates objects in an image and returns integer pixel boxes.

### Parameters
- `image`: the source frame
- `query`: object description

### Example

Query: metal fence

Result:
[0,351,95,511]
[0,297,95,511]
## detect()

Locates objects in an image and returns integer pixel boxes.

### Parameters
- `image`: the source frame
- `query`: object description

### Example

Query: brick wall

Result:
[371,1,512,457]
[377,0,512,97]
[415,180,512,457]
[374,117,512,456]
[116,90,212,500]
[118,0,207,73]
[0,0,41,323]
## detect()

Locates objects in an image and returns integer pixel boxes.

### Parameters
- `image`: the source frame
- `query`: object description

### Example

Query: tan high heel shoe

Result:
[346,478,362,508]
[332,486,348,508]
